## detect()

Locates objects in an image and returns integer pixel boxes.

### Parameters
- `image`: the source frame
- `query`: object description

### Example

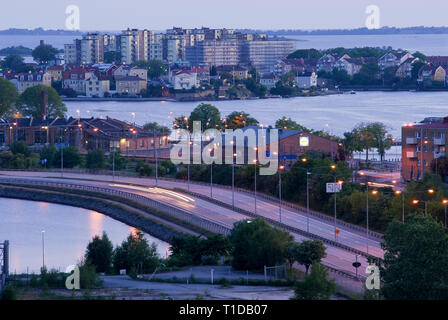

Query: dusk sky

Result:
[2,0,448,31]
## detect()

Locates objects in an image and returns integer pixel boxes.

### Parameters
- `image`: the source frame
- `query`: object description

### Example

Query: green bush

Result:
[1,285,18,300]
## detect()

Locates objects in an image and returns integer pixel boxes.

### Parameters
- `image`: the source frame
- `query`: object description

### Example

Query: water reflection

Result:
[0,198,170,274]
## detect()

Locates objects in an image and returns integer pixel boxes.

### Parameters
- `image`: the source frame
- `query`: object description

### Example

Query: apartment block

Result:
[80,33,104,65]
[120,29,151,64]
[186,40,239,68]
[240,40,295,74]
[402,117,448,180]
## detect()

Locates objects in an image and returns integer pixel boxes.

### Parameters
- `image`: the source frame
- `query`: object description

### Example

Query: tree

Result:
[367,122,393,162]
[85,232,114,274]
[275,117,310,131]
[108,150,126,171]
[244,77,267,97]
[380,214,448,300]
[355,62,380,85]
[0,77,19,116]
[32,43,58,64]
[293,240,326,274]
[2,54,25,72]
[229,218,294,270]
[287,49,322,59]
[54,146,82,168]
[104,51,121,64]
[225,111,259,129]
[352,123,376,162]
[85,149,106,169]
[113,231,160,274]
[147,59,166,79]
[40,144,57,167]
[411,60,426,80]
[342,130,363,159]
[188,103,221,132]
[292,263,336,300]
[9,140,31,157]
[142,122,171,134]
[412,51,427,62]
[19,85,66,118]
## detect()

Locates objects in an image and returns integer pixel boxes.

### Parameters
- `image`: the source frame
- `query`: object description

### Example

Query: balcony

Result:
[434,138,445,145]
[406,151,418,158]
[406,137,418,144]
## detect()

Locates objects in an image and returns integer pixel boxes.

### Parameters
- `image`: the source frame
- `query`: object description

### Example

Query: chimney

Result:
[40,40,44,47]
[41,90,47,121]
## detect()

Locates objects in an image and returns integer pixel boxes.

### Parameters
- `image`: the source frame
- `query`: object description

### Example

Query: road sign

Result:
[335,229,340,234]
[326,182,342,193]
[352,262,361,268]
[279,155,297,160]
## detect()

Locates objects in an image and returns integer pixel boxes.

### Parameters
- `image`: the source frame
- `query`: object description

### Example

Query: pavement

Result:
[100,275,295,300]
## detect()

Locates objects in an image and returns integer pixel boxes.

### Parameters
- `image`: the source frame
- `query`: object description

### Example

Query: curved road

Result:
[0,170,382,278]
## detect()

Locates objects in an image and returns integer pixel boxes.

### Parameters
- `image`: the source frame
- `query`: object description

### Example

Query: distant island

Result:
[238,26,448,36]
[0,46,32,56]
[0,28,82,36]
[1,26,448,37]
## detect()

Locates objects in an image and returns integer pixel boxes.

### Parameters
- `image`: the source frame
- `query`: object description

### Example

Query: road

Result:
[0,170,382,278]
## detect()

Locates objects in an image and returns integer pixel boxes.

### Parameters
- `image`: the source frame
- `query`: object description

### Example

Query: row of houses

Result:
[0,116,170,156]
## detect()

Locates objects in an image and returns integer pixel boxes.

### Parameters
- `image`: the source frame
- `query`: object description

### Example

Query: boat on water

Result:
[350,90,356,94]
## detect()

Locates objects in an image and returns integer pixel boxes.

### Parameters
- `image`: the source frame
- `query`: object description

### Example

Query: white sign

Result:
[326,182,342,193]
[299,136,310,147]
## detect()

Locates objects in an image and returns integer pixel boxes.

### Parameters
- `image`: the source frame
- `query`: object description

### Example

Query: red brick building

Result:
[401,117,448,180]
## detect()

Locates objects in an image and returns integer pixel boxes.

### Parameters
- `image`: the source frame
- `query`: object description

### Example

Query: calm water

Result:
[65,91,448,138]
[0,198,170,274]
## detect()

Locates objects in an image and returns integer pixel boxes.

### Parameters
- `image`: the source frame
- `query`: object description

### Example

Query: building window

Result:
[140,140,144,148]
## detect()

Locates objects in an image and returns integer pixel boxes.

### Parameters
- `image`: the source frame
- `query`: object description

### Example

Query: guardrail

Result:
[181,188,378,260]
[0,177,230,237]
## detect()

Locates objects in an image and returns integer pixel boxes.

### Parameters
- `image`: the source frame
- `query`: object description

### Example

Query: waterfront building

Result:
[15,71,52,94]
[294,72,318,89]
[402,117,448,180]
[84,73,110,97]
[240,40,295,74]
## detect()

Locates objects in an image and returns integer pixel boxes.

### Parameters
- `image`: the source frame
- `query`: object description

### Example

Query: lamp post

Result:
[232,152,237,209]
[41,230,45,270]
[306,171,311,232]
[253,159,257,214]
[443,199,448,229]
[188,141,192,192]
[395,190,405,222]
[279,164,285,223]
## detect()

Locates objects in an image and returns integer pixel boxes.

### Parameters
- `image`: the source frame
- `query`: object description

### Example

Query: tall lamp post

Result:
[279,165,285,223]
[395,190,405,223]
[41,230,45,271]
[232,152,237,209]
[443,199,448,229]
[306,171,311,232]
[253,158,257,214]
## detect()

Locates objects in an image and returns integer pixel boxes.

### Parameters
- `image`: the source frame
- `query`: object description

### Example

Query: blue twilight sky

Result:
[2,0,448,31]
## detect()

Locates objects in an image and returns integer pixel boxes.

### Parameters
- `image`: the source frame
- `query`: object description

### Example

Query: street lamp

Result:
[253,158,257,214]
[279,164,285,223]
[395,190,405,223]
[443,199,448,229]
[41,230,45,270]
[187,141,193,192]
[412,199,428,216]
[306,171,311,232]
[232,152,237,209]
[208,148,213,198]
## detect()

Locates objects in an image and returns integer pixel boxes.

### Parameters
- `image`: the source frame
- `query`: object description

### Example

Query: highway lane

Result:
[0,171,373,277]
